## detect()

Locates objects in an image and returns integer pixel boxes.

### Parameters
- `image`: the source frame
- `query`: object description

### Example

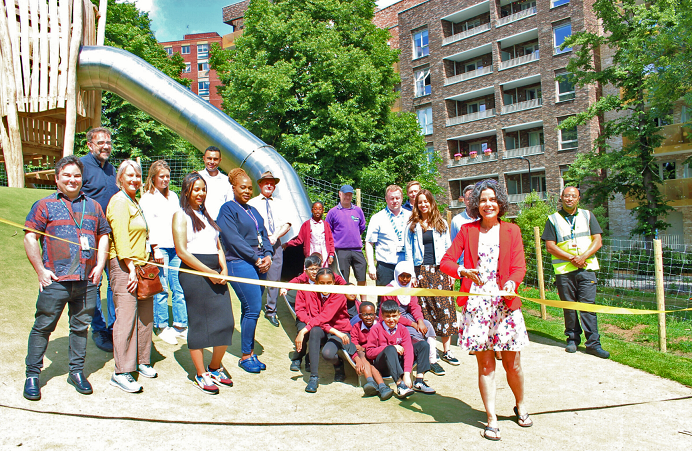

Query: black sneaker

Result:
[305,375,319,393]
[430,362,446,376]
[585,346,610,359]
[92,331,113,352]
[441,351,460,365]
[334,361,346,382]
[290,359,301,372]
[362,381,378,397]
[378,385,394,401]
[566,342,577,353]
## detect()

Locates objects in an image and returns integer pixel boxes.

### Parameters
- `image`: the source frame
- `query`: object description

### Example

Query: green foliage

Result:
[515,191,558,285]
[209,0,439,195]
[79,0,194,160]
[559,0,685,240]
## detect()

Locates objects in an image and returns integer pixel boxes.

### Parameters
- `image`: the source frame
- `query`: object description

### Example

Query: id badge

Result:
[146,239,151,253]
[79,235,90,251]
[257,234,263,247]
[569,241,578,250]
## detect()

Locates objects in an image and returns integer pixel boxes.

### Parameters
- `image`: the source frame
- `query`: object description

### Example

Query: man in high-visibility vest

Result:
[541,186,610,359]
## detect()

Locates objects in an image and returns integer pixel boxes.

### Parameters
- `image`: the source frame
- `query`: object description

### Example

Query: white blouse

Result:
[186,210,220,254]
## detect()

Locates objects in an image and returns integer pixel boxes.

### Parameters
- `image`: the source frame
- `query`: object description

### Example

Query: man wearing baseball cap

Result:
[248,171,292,327]
[325,185,367,301]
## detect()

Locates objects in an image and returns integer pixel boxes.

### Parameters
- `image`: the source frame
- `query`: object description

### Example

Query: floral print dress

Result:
[459,226,529,351]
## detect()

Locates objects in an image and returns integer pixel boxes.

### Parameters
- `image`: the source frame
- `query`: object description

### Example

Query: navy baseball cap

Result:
[340,185,354,194]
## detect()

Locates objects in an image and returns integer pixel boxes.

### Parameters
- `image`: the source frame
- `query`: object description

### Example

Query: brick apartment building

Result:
[159,32,224,109]
[385,0,601,216]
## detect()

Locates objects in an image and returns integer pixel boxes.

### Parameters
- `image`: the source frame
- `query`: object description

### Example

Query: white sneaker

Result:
[110,372,142,393]
[137,364,158,378]
[157,326,178,345]
[175,327,188,341]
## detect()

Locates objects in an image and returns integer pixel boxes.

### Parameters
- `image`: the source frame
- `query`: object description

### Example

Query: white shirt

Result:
[247,194,292,245]
[309,218,328,265]
[199,168,233,220]
[186,210,220,254]
[450,209,478,241]
[139,189,179,248]
[365,207,411,265]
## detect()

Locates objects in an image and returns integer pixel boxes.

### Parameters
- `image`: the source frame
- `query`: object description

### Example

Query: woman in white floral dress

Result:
[441,179,531,441]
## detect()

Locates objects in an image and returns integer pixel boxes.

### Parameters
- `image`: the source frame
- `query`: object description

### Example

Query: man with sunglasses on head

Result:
[542,186,609,359]
[80,127,119,353]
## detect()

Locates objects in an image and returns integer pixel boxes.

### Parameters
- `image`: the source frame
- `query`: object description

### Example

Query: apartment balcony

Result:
[499,50,539,70]
[501,98,542,114]
[450,152,498,167]
[654,123,692,155]
[447,109,496,127]
[444,66,493,86]
[504,144,544,158]
[443,23,492,46]
[625,178,692,209]
[450,199,466,209]
[508,191,547,204]
[497,7,537,27]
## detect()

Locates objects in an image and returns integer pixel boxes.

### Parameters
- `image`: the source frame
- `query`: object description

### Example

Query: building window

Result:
[197,44,209,58]
[552,0,570,7]
[554,23,572,54]
[467,100,486,114]
[414,67,431,97]
[556,71,576,101]
[198,81,210,96]
[183,62,191,73]
[531,175,547,192]
[528,131,544,147]
[164,47,172,55]
[181,45,190,54]
[416,107,433,135]
[469,142,489,153]
[660,161,676,180]
[413,29,429,59]
[558,118,578,150]
[198,62,209,71]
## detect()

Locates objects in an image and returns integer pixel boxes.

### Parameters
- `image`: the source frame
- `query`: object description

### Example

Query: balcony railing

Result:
[444,66,493,86]
[501,98,542,114]
[497,7,537,27]
[508,191,547,204]
[443,23,492,46]
[625,178,692,209]
[504,145,544,158]
[499,50,539,70]
[446,109,496,126]
[653,123,692,154]
[450,152,498,167]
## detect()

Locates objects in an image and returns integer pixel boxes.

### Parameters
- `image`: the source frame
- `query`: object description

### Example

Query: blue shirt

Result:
[80,152,119,213]
[217,201,273,263]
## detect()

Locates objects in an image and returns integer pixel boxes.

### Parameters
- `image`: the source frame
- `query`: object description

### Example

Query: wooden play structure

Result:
[0,0,107,188]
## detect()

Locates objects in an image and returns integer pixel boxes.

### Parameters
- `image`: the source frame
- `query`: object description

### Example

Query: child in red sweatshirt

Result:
[295,268,355,393]
[350,301,393,400]
[365,300,435,398]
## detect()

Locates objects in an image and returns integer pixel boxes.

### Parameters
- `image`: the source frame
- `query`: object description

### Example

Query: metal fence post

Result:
[653,239,667,352]
[533,226,547,320]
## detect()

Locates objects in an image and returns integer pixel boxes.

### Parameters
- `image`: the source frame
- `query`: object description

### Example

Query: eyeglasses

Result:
[475,179,498,187]
[562,194,579,199]
[305,267,320,273]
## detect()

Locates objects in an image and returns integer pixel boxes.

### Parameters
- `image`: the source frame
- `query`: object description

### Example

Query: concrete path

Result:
[1,295,692,450]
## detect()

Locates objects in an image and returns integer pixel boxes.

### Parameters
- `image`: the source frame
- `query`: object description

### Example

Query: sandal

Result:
[483,426,501,441]
[514,406,533,427]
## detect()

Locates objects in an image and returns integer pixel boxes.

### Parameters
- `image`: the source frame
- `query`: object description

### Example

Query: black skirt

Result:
[179,254,234,349]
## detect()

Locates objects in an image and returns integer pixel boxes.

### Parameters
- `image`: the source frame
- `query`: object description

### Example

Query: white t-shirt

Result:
[199,168,234,220]
[186,210,220,255]
[139,189,179,248]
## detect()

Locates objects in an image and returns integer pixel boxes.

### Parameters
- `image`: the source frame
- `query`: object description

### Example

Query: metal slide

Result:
[76,45,310,239]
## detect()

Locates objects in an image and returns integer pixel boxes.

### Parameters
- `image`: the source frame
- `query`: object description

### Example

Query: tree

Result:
[209,0,440,195]
[78,0,193,161]
[559,0,687,241]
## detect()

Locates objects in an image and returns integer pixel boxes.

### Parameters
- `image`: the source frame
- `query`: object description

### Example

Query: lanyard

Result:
[121,189,149,237]
[564,210,578,240]
[386,208,404,242]
[59,196,85,231]
[233,200,260,232]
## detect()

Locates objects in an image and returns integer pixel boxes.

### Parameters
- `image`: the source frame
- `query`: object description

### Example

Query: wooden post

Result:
[355,188,361,208]
[653,239,667,352]
[446,210,452,230]
[534,226,547,319]
[62,0,83,157]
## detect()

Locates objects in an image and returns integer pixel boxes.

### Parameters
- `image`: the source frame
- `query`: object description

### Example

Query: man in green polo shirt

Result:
[541,186,610,359]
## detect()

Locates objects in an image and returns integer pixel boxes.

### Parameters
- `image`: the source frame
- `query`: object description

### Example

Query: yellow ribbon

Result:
[2,216,687,315]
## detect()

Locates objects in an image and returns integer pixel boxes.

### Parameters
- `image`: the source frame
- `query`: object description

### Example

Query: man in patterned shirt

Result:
[22,156,111,401]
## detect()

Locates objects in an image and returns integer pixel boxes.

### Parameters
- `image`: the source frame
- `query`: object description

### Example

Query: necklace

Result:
[480,222,498,233]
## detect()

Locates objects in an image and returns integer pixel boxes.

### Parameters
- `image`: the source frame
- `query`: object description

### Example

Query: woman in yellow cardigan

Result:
[106,160,157,393]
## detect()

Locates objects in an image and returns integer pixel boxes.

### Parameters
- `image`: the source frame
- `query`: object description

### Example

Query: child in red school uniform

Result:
[350,301,393,400]
[380,261,446,376]
[365,300,436,398]
[295,268,356,393]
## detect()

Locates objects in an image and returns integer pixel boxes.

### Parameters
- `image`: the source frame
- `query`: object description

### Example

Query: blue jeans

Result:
[26,281,97,377]
[228,259,265,355]
[91,266,114,333]
[153,248,187,328]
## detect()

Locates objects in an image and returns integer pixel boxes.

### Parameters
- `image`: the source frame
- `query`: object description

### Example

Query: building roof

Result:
[223,1,250,25]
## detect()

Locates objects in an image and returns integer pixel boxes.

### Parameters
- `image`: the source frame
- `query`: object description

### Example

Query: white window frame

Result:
[164,47,172,55]
[413,29,429,59]
[416,107,433,135]
[181,45,190,54]
[551,0,570,7]
[469,141,488,153]
[523,43,538,55]
[556,71,576,101]
[465,59,484,72]
[198,62,209,71]
[197,44,209,58]
[558,118,578,150]
[506,176,522,195]
[183,62,191,73]
[525,87,541,100]
[554,23,572,54]
[198,81,210,96]
[466,100,487,114]
[528,131,544,147]
[414,68,431,97]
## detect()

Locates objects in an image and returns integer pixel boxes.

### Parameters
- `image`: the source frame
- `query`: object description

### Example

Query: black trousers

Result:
[372,341,431,381]
[555,270,601,348]
[296,321,354,377]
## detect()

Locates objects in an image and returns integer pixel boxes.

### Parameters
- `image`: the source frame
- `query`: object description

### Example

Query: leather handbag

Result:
[136,257,163,300]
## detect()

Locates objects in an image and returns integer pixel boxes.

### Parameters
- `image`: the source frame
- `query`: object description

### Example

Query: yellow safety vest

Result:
[547,209,599,274]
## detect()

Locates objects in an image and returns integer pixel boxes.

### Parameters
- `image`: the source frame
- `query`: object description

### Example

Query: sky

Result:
[129,0,401,43]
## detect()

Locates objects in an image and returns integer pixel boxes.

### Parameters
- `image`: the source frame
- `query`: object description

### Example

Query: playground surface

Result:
[1,291,692,450]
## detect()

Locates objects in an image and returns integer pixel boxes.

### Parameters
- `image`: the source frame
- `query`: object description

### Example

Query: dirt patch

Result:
[524,308,558,321]
[603,323,648,341]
